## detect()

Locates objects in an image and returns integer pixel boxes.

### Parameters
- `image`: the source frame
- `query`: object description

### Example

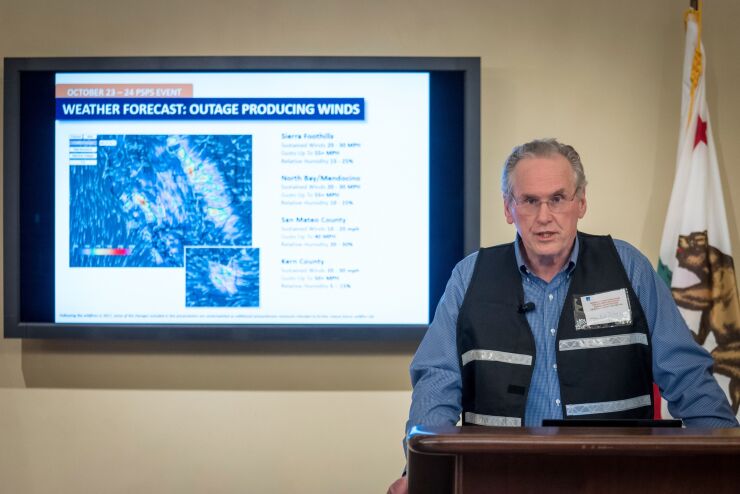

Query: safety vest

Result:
[456,233,654,426]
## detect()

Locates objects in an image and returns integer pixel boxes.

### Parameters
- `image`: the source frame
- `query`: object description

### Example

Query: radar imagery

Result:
[69,134,260,307]
[185,247,260,307]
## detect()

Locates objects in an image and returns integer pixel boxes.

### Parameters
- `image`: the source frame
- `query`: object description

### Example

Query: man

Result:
[387,138,737,494]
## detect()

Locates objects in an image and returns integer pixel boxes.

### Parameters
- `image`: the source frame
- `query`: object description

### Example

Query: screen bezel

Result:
[3,56,480,341]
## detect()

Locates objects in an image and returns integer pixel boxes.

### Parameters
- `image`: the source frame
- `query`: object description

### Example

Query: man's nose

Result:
[534,201,552,222]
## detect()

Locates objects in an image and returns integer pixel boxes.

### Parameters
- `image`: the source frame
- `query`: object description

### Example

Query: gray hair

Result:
[501,138,588,198]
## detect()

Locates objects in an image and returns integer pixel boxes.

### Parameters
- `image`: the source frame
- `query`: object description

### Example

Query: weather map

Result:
[69,134,260,306]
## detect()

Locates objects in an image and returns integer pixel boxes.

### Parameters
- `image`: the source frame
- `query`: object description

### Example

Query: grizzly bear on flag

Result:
[671,231,740,413]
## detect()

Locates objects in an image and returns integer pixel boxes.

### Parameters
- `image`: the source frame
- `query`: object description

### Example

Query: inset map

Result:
[70,134,253,267]
[186,247,260,307]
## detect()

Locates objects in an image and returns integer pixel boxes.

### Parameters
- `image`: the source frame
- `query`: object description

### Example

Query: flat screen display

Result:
[4,57,480,340]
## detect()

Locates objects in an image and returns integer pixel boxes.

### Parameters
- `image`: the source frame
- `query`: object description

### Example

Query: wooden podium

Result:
[407,426,740,494]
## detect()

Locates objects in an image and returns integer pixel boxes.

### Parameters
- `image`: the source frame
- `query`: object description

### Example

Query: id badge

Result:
[573,288,632,330]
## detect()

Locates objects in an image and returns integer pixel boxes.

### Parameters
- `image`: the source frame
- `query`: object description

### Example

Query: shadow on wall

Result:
[19,338,416,391]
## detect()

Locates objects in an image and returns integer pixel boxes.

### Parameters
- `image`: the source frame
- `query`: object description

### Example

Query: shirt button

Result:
[548,294,554,301]
[553,364,558,370]
[550,328,556,336]
[556,399,561,406]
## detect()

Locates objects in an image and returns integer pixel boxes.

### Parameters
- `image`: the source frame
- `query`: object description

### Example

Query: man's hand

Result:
[386,476,408,494]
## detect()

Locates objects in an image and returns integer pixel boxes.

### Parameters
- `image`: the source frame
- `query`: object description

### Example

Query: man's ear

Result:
[504,195,515,224]
[577,188,587,219]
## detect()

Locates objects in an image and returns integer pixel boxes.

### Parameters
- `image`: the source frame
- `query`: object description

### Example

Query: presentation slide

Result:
[54,72,430,325]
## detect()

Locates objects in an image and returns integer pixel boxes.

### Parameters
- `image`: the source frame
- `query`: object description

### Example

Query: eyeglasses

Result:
[510,190,580,215]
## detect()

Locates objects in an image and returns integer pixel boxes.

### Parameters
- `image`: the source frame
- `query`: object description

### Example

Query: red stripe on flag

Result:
[653,383,662,419]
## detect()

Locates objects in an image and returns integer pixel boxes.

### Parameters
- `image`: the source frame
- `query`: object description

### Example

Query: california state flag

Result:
[657,4,740,418]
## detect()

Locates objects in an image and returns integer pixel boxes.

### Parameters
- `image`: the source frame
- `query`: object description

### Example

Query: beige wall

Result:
[1,0,739,492]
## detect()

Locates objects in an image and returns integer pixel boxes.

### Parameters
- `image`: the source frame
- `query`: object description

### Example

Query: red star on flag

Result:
[694,116,708,148]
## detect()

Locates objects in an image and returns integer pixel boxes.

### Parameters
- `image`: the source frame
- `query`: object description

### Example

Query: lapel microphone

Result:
[518,301,536,313]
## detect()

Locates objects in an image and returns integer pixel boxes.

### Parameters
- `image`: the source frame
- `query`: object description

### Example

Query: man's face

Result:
[503,154,587,264]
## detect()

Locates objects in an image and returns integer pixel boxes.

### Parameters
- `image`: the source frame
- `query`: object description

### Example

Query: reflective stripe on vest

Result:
[558,333,648,352]
[462,349,533,366]
[565,394,652,416]
[465,412,521,427]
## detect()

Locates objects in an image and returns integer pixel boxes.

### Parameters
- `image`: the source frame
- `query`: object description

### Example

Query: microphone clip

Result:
[518,302,536,313]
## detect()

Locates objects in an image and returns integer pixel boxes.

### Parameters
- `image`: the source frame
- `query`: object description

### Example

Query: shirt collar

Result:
[514,234,579,277]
